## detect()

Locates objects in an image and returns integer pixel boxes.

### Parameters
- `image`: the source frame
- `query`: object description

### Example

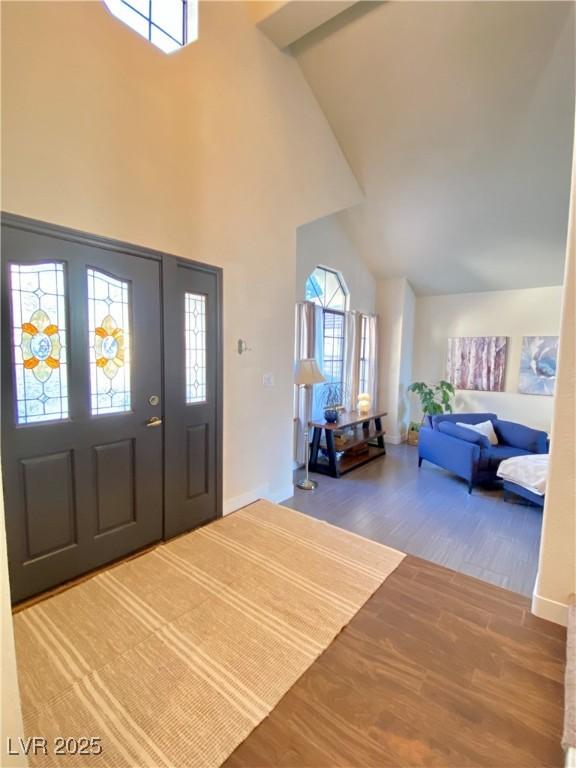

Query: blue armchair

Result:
[418,413,548,493]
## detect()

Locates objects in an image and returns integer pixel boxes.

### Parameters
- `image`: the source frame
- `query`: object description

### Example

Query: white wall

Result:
[376,277,415,442]
[533,137,575,626]
[412,286,563,431]
[1,0,361,512]
[398,282,415,437]
[0,7,26,761]
[296,214,375,314]
[0,475,27,768]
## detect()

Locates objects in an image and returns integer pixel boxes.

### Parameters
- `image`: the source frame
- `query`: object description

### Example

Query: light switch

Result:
[263,373,275,387]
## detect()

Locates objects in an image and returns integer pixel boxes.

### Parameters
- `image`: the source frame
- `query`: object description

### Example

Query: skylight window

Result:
[103,0,198,54]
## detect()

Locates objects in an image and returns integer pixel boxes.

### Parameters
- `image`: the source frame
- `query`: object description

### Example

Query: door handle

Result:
[146,416,163,428]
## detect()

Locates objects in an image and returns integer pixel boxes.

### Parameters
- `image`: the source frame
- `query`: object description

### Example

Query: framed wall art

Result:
[447,336,508,392]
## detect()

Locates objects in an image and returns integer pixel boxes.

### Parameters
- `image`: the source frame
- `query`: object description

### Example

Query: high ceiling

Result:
[292,1,575,295]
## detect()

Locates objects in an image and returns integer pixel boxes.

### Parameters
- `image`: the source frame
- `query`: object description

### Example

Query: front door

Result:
[1,217,222,603]
[163,257,222,538]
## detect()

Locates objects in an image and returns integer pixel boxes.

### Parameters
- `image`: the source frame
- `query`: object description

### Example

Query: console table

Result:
[308,409,387,478]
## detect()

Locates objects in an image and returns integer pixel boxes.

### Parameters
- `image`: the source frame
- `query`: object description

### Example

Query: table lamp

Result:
[294,359,325,490]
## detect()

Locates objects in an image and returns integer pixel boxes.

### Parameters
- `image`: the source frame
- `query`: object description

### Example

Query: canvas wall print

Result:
[447,336,508,391]
[518,336,558,396]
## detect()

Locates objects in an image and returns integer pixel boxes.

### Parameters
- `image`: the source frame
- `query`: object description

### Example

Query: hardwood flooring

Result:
[284,442,542,596]
[225,556,566,768]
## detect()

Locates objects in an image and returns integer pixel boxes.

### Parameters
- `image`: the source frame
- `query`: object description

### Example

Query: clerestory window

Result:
[103,0,198,54]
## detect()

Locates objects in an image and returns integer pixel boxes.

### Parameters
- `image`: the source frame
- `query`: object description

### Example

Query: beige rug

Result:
[14,500,404,767]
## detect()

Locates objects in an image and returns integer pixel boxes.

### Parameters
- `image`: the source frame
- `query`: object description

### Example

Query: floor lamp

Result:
[294,358,325,491]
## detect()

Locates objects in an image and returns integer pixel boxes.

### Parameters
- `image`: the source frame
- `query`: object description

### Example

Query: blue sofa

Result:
[418,413,548,493]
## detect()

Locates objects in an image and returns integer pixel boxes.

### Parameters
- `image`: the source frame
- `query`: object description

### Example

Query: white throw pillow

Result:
[456,420,499,446]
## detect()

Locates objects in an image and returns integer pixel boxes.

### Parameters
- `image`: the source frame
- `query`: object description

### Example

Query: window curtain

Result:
[294,304,379,464]
[363,314,379,408]
[311,307,324,421]
[343,311,362,412]
[294,302,324,465]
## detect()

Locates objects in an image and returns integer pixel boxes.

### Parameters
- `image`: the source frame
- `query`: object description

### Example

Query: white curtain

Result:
[311,307,324,421]
[294,302,324,465]
[363,314,379,408]
[343,311,362,412]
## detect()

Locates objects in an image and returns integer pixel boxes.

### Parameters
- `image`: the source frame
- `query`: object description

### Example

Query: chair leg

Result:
[418,456,423,468]
[468,481,473,494]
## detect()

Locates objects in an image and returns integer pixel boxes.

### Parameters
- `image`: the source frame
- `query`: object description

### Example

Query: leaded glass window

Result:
[305,266,349,387]
[103,0,198,55]
[323,310,345,385]
[305,266,349,311]
[185,293,206,403]
[88,269,131,416]
[9,263,69,424]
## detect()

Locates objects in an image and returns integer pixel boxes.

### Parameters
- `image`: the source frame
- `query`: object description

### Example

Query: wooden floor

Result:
[225,556,566,768]
[284,443,542,596]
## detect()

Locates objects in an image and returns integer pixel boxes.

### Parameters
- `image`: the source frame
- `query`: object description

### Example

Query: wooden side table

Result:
[308,409,387,478]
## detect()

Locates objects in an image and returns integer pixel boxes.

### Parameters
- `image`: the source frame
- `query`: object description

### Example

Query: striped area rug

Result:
[14,500,405,767]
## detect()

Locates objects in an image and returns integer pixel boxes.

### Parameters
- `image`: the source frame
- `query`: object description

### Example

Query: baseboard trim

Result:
[265,484,295,504]
[223,486,268,515]
[531,573,569,626]
[223,483,295,515]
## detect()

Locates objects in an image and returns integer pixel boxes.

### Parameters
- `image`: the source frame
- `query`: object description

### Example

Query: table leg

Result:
[309,427,322,471]
[325,429,339,478]
[374,417,386,453]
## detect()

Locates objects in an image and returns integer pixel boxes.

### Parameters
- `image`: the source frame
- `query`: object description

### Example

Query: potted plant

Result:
[407,420,421,446]
[407,380,455,442]
[319,382,346,423]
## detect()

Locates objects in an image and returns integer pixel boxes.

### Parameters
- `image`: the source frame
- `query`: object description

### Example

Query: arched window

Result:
[305,266,348,311]
[305,267,349,386]
[103,0,198,54]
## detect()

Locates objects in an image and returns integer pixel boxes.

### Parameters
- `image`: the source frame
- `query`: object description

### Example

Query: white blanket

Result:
[497,454,549,496]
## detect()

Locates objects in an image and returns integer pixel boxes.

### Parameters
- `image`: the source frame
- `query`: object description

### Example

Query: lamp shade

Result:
[294,358,325,386]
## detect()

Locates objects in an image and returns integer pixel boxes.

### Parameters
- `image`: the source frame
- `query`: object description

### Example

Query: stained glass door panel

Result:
[9,262,69,424]
[1,219,163,602]
[185,292,206,404]
[87,268,131,415]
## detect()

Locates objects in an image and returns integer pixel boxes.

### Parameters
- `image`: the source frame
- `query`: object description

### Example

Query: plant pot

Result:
[324,409,339,424]
[407,428,419,446]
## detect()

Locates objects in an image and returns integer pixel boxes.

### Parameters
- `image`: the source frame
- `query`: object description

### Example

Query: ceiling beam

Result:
[250,1,360,49]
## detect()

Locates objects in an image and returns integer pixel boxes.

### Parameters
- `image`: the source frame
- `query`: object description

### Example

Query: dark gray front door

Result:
[163,257,222,538]
[1,220,165,602]
[2,217,222,602]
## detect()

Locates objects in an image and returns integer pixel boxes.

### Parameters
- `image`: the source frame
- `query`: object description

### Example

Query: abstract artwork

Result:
[518,336,558,396]
[447,336,508,391]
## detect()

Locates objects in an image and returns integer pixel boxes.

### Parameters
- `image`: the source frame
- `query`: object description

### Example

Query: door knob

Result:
[146,416,163,428]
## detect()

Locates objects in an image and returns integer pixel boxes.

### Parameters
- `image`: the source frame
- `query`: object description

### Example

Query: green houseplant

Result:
[407,380,455,424]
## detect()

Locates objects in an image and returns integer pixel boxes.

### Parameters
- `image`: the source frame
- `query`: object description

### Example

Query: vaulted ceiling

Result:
[291,1,575,295]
